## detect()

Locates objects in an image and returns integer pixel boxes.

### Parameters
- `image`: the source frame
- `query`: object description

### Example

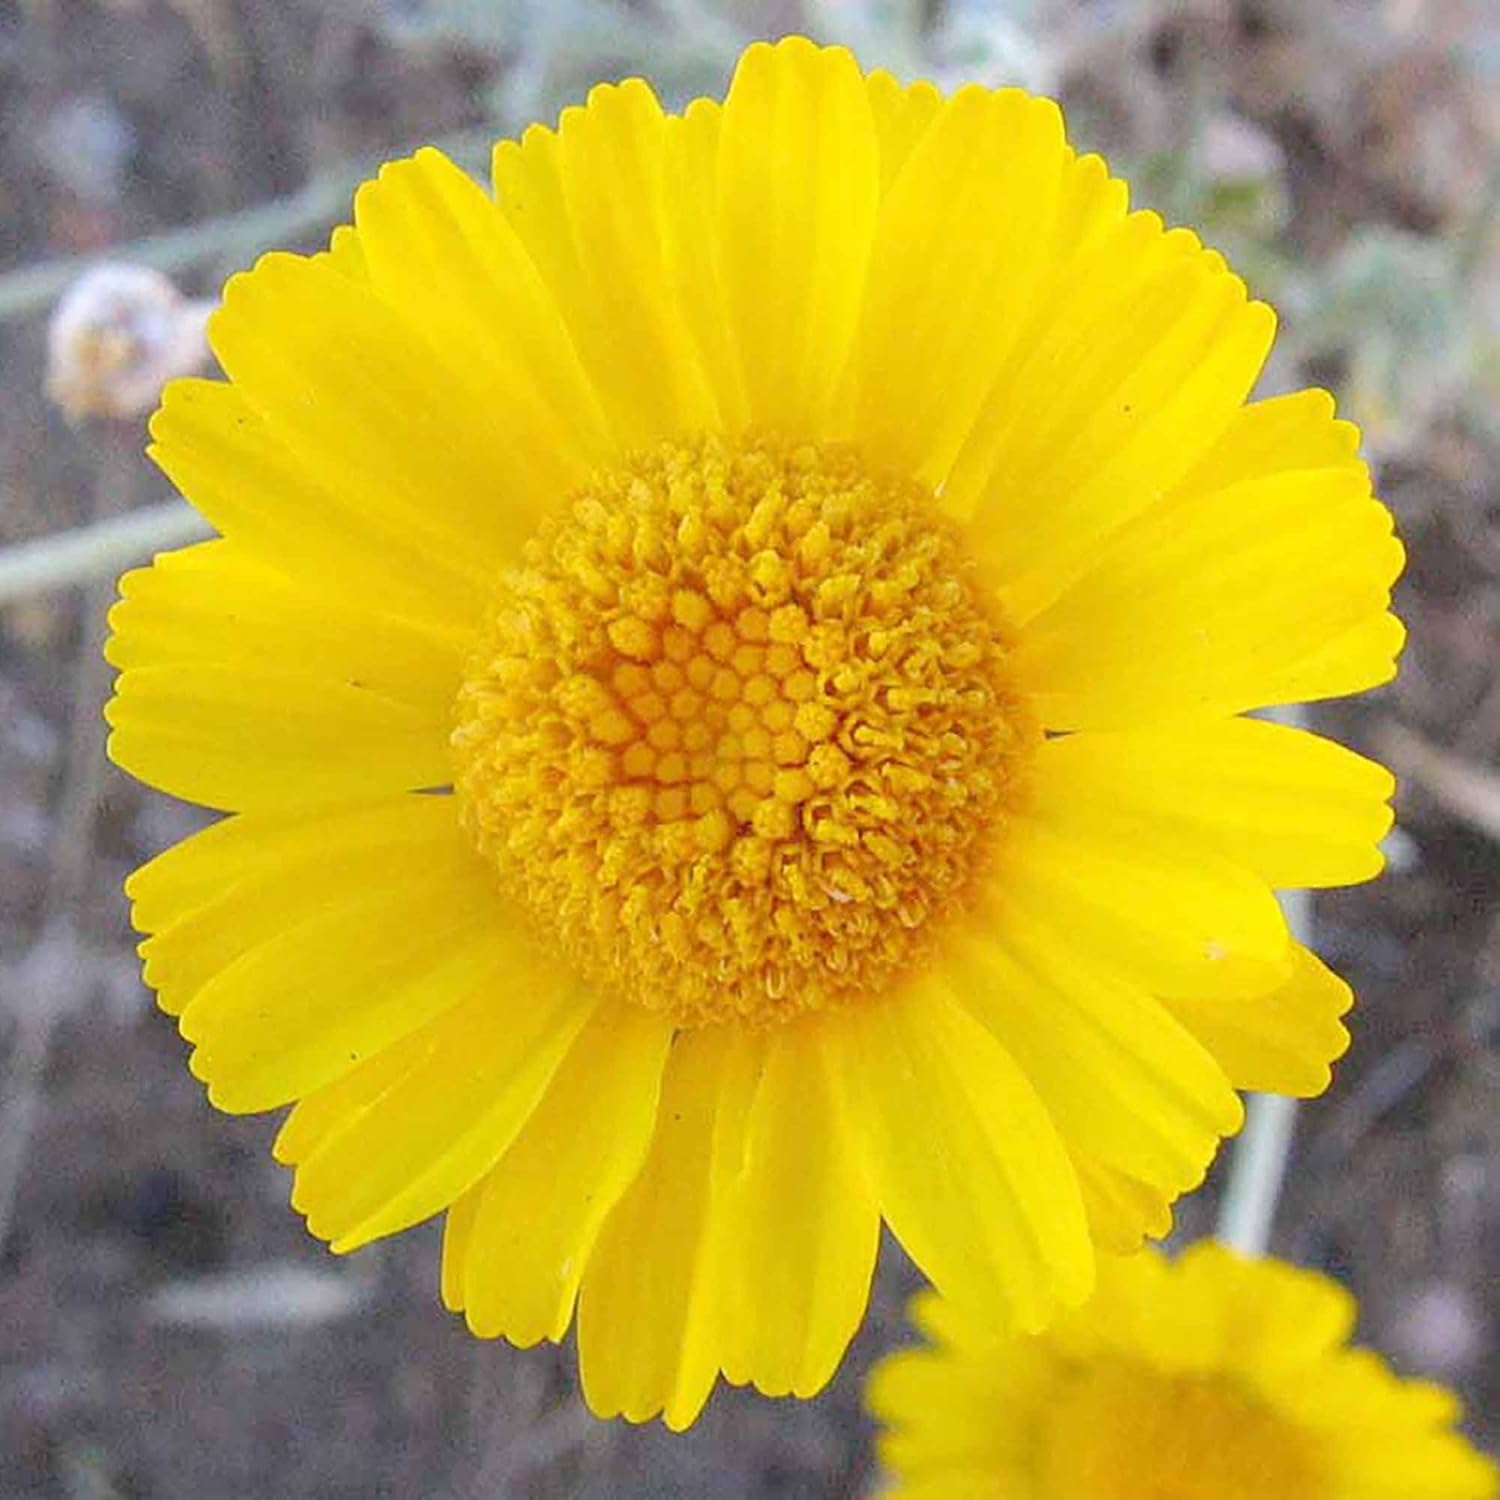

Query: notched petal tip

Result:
[1242,292,1278,353]
[207,249,333,365]
[143,381,212,465]
[362,144,472,221]
[212,251,293,320]
[410,142,464,174]
[583,75,663,115]
[660,1396,713,1433]
[731,32,863,89]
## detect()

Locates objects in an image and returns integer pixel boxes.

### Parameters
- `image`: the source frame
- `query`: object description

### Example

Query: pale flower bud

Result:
[46,263,213,423]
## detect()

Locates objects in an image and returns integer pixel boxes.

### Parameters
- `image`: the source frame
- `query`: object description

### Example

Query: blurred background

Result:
[0,0,1497,1494]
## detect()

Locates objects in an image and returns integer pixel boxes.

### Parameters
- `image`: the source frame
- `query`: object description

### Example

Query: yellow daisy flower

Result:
[868,1243,1498,1498]
[106,38,1402,1428]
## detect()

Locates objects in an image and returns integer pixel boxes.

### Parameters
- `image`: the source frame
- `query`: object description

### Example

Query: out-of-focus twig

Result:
[472,1398,601,1496]
[0,127,495,326]
[1218,1092,1302,1258]
[145,1262,374,1330]
[1376,720,1500,845]
[1311,1035,1439,1164]
[0,500,210,606]
[1452,153,1500,290]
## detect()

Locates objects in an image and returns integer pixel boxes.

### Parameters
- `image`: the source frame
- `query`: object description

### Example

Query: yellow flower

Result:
[105,38,1402,1428]
[868,1242,1498,1498]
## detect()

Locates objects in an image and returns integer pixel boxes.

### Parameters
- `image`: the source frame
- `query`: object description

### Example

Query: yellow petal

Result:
[107,541,460,714]
[323,221,366,279]
[955,920,1242,1195]
[1173,387,1359,493]
[716,38,879,435]
[1016,420,1403,727]
[864,69,943,192]
[1028,716,1396,889]
[133,800,509,1110]
[107,663,448,813]
[847,85,1068,487]
[1174,1243,1354,1380]
[995,805,1291,1000]
[289,968,595,1252]
[870,1293,1033,1487]
[660,99,749,431]
[1163,943,1353,1098]
[273,1024,436,1168]
[1080,1244,1228,1372]
[1263,609,1407,708]
[882,1471,1017,1500]
[946,181,1275,616]
[718,1018,880,1398]
[456,1001,673,1346]
[351,148,613,493]
[576,1026,746,1429]
[207,247,564,581]
[870,1238,1497,1500]
[491,83,724,447]
[832,985,1093,1331]
[149,378,486,634]
[1070,1153,1174,1254]
[1296,1349,1500,1497]
[127,794,451,943]
[1329,1423,1499,1499]
[106,541,460,811]
[440,1185,482,1313]
[178,885,508,1116]
[868,1346,1015,1484]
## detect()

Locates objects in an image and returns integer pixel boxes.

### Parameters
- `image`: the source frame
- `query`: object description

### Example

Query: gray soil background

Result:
[0,1,1496,1495]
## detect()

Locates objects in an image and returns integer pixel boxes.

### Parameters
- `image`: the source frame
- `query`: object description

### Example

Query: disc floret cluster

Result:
[454,435,1030,1027]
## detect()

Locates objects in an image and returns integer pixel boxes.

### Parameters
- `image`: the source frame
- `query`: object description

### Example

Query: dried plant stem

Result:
[1376,720,1500,845]
[0,426,140,1256]
[0,1007,54,1261]
[45,544,123,915]
[0,500,209,606]
[0,128,495,326]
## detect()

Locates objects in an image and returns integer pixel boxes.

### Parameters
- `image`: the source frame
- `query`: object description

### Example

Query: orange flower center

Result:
[1036,1360,1326,1499]
[452,435,1031,1026]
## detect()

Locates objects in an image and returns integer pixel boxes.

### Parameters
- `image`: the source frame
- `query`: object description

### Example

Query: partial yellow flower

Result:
[868,1242,1497,1498]
[105,38,1402,1428]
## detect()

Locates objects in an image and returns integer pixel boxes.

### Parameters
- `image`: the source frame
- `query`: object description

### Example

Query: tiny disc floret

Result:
[452,435,1032,1026]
